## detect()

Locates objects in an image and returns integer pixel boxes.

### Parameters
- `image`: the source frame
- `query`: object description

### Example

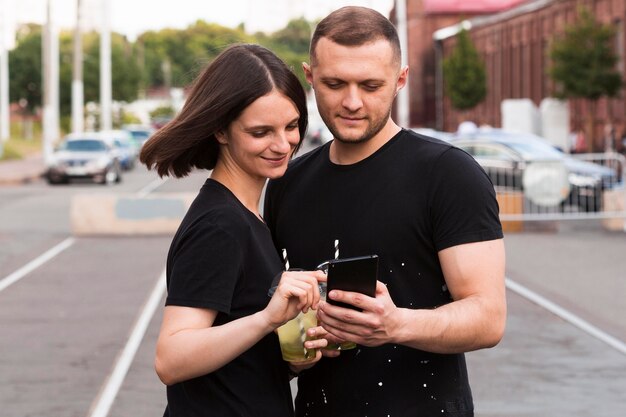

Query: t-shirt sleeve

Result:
[429,147,503,251]
[166,219,243,313]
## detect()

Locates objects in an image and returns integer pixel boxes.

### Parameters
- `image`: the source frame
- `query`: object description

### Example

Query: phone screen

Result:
[326,255,378,311]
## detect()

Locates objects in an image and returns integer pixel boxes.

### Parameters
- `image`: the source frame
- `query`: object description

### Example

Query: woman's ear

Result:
[215,130,228,145]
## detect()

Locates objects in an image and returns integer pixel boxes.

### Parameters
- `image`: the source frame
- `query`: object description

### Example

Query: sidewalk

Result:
[0,153,45,185]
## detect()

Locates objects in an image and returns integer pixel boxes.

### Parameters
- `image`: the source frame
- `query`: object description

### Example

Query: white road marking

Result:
[506,277,626,355]
[0,237,75,293]
[87,270,166,417]
[136,177,168,198]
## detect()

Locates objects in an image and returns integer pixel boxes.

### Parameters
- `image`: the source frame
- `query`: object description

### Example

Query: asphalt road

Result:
[1,149,625,417]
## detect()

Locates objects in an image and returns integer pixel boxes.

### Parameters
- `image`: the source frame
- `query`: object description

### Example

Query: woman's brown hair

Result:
[140,44,308,178]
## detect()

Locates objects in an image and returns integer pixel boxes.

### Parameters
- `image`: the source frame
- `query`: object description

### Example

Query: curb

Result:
[0,171,45,185]
[71,192,195,236]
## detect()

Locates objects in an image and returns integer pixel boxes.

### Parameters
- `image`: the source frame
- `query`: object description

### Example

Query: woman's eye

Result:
[251,131,267,138]
[286,123,299,131]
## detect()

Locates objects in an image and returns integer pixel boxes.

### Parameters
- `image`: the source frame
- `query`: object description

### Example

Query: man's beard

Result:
[326,108,391,145]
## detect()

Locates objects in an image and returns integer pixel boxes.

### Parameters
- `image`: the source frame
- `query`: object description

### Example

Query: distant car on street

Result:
[411,127,455,142]
[306,124,333,145]
[450,129,619,212]
[97,130,138,170]
[122,124,155,148]
[46,137,122,185]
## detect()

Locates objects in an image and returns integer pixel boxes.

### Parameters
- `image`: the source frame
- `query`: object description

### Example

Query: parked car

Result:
[96,130,138,170]
[46,137,122,185]
[122,124,155,148]
[411,127,455,142]
[450,129,619,212]
[306,124,333,145]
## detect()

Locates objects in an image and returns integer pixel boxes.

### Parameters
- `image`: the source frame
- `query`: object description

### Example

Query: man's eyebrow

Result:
[319,76,386,84]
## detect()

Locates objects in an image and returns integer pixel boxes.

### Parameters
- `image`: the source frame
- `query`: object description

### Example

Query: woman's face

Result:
[217,90,301,181]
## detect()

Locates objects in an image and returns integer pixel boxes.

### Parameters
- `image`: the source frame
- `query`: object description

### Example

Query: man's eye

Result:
[363,84,381,92]
[325,82,342,89]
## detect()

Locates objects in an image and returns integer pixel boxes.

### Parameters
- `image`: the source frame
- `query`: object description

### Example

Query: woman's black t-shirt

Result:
[163,179,293,417]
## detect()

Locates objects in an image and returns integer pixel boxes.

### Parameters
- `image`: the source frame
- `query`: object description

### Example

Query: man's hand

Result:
[317,281,401,347]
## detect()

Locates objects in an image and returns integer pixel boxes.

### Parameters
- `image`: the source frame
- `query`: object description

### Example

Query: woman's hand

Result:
[262,270,327,329]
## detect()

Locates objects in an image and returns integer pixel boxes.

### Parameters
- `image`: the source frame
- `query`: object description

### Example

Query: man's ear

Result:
[302,62,313,87]
[396,65,409,94]
[215,130,228,145]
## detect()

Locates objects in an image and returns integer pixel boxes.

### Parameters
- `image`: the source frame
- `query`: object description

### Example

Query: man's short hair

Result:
[310,6,401,66]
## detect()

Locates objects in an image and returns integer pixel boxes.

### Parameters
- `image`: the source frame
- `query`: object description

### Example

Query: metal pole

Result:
[42,0,54,163]
[71,0,84,133]
[395,0,410,128]
[100,0,112,131]
[0,1,10,144]
[50,0,59,140]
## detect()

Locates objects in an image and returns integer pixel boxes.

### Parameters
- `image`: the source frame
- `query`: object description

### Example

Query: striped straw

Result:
[282,248,290,271]
[334,239,339,260]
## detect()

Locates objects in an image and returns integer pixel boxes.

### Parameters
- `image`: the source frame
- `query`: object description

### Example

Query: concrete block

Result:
[497,191,524,233]
[71,193,195,236]
[601,188,626,232]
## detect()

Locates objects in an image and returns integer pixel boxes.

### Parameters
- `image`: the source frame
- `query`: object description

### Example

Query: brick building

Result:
[394,0,626,150]
[391,0,527,129]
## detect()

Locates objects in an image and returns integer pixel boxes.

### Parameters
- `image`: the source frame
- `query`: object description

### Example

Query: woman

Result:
[140,44,326,417]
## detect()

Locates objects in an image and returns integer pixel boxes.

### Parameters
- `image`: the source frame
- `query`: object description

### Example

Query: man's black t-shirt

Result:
[163,179,293,417]
[264,129,503,417]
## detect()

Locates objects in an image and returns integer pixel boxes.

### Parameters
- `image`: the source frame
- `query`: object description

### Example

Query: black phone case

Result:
[326,255,378,311]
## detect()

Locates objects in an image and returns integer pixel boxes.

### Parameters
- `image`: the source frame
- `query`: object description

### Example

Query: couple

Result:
[141,6,506,417]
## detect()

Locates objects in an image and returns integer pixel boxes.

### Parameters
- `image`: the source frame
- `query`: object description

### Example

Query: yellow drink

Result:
[276,309,318,362]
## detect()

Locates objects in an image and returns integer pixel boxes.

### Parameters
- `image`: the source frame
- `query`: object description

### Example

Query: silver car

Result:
[46,137,122,185]
[450,129,619,212]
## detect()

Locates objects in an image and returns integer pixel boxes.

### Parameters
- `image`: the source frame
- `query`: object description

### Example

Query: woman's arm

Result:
[155,270,326,385]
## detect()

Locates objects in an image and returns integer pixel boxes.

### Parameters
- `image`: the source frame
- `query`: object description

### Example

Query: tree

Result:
[8,24,42,116]
[9,25,142,122]
[442,28,487,111]
[259,18,312,89]
[549,7,622,151]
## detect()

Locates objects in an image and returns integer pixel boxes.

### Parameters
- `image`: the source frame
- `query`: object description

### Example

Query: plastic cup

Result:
[269,280,319,362]
[275,309,318,362]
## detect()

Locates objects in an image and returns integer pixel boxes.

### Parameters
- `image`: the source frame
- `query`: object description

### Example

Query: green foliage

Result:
[9,26,141,118]
[137,21,252,88]
[442,29,487,110]
[8,25,42,115]
[150,105,175,119]
[7,17,314,120]
[548,7,623,100]
[259,18,311,89]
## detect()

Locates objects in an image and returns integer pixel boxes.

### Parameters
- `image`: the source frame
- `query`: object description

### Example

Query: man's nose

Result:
[342,85,363,112]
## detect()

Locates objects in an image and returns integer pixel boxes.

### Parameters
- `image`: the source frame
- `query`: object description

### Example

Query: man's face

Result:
[304,37,407,145]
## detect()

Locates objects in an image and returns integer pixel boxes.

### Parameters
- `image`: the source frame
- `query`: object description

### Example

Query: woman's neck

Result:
[210,162,266,218]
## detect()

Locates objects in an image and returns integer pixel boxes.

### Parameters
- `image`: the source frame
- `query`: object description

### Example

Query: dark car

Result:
[450,129,619,212]
[45,137,122,185]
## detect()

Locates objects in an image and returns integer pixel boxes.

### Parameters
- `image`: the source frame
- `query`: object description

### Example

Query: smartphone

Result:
[326,255,379,311]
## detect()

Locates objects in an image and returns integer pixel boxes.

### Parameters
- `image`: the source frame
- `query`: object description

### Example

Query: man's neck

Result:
[329,122,401,165]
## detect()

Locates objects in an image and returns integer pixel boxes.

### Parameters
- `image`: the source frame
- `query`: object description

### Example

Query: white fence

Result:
[495,152,626,228]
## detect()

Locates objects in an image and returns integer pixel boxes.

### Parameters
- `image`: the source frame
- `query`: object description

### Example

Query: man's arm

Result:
[317,239,506,353]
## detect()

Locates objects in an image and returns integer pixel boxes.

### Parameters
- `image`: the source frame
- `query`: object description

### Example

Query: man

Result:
[264,6,506,417]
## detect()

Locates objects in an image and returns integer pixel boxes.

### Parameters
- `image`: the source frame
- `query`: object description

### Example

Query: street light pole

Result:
[0,0,10,146]
[42,0,57,163]
[71,0,84,133]
[100,0,112,131]
[395,0,410,128]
